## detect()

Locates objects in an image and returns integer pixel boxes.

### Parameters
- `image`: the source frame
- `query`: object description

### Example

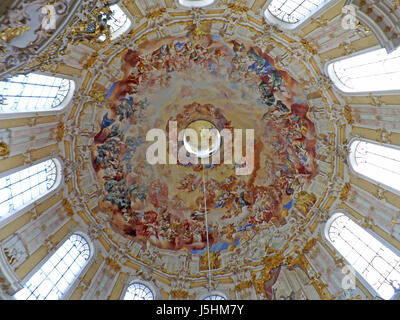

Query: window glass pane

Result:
[0,73,72,113]
[15,288,30,300]
[327,214,400,299]
[41,262,53,275]
[328,46,400,93]
[0,159,59,221]
[349,140,400,192]
[14,234,90,300]
[56,261,69,275]
[64,270,75,283]
[123,283,154,300]
[267,0,328,24]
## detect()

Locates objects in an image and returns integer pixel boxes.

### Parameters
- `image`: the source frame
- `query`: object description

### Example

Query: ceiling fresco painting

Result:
[90,32,318,255]
[3,0,400,301]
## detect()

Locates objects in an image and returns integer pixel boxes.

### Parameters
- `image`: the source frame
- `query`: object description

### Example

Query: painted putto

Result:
[90,33,318,254]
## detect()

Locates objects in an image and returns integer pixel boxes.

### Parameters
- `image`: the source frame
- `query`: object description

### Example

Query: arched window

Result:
[123,282,154,300]
[0,73,74,114]
[326,213,400,300]
[99,4,131,41]
[266,0,330,25]
[178,0,215,8]
[0,159,61,222]
[204,294,226,300]
[327,46,400,94]
[348,139,400,193]
[14,233,91,300]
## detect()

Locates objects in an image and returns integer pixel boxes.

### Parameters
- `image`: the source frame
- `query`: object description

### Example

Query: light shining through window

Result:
[0,73,72,113]
[327,214,400,300]
[349,140,400,192]
[123,283,154,300]
[0,159,59,220]
[267,0,327,24]
[327,46,400,93]
[14,234,91,300]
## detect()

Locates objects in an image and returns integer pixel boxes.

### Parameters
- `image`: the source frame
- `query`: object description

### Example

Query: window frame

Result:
[12,230,94,300]
[325,45,400,96]
[324,211,400,300]
[262,0,337,31]
[347,137,400,196]
[121,279,157,300]
[0,71,76,119]
[0,157,64,229]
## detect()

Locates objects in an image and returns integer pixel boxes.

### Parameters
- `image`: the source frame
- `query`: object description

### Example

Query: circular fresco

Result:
[90,34,318,254]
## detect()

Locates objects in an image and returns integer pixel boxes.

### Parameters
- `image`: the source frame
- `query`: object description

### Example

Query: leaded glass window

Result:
[0,159,60,221]
[204,294,226,300]
[14,234,91,300]
[0,73,73,113]
[327,46,400,93]
[123,282,154,300]
[267,0,328,24]
[349,140,400,192]
[326,214,400,300]
[178,0,215,8]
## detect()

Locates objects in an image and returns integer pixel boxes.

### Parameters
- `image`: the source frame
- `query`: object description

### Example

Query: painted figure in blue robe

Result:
[247,47,275,76]
[101,112,115,129]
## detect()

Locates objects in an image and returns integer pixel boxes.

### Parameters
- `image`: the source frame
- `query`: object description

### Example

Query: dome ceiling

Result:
[57,0,335,281]
[2,0,400,302]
